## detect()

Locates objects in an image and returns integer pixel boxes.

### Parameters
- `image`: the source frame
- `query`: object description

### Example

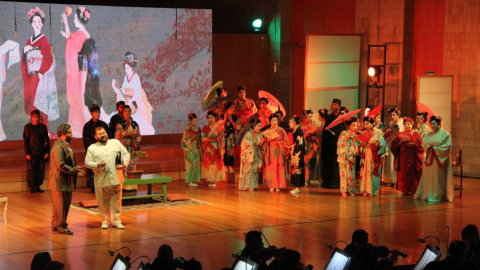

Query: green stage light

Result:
[252,19,262,29]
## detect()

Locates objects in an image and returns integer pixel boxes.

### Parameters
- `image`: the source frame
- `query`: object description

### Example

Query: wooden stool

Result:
[0,196,7,223]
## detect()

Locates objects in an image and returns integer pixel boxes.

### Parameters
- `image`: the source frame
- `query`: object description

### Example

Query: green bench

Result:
[122,174,172,202]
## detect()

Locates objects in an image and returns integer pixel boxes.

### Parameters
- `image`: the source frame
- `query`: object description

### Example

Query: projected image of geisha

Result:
[0,40,20,141]
[21,6,59,136]
[112,52,154,135]
[61,6,91,137]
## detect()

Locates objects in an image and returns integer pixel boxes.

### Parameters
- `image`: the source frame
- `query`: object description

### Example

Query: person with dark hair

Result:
[462,224,480,250]
[374,114,386,132]
[211,87,227,119]
[182,113,202,186]
[263,113,289,191]
[22,6,59,136]
[43,261,65,270]
[115,105,141,191]
[23,110,50,193]
[61,6,91,137]
[223,101,238,172]
[340,106,349,115]
[30,252,52,270]
[240,231,272,270]
[358,116,386,196]
[441,240,469,270]
[415,111,431,138]
[82,104,110,193]
[301,109,320,184]
[201,111,225,186]
[112,52,155,135]
[49,124,85,235]
[382,107,404,187]
[390,117,424,196]
[146,244,176,270]
[277,249,301,270]
[235,86,257,127]
[344,230,379,270]
[239,117,264,191]
[321,99,347,189]
[337,117,359,196]
[415,116,454,202]
[258,97,273,128]
[275,110,291,132]
[109,101,125,136]
[314,108,328,184]
[183,258,202,270]
[85,126,130,229]
[289,115,305,194]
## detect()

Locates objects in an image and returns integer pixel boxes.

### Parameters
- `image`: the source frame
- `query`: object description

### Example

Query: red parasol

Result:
[367,104,383,117]
[258,91,286,116]
[325,109,362,130]
[417,103,435,129]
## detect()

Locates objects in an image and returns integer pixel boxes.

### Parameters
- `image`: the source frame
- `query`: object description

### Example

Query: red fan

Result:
[356,130,373,145]
[367,105,382,117]
[397,131,415,142]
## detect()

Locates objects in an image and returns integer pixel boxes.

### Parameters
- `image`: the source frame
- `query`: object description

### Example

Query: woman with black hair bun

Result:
[181,113,202,187]
[239,117,264,191]
[201,111,225,187]
[382,107,404,187]
[414,116,454,202]
[415,111,431,137]
[235,86,257,127]
[300,109,319,184]
[223,101,237,172]
[258,97,273,128]
[337,117,359,196]
[288,115,305,194]
[263,113,289,191]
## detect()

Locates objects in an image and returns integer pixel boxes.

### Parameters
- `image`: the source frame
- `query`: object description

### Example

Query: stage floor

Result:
[0,177,477,269]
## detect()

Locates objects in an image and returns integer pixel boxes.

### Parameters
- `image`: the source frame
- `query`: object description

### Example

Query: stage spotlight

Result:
[368,66,382,77]
[252,19,262,31]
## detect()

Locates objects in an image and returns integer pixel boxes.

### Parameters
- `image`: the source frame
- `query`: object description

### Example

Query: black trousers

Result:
[86,168,95,188]
[26,155,45,187]
[51,189,72,229]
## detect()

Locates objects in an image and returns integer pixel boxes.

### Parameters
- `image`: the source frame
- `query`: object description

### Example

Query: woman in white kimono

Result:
[0,40,20,141]
[239,118,264,191]
[112,52,154,135]
[414,116,454,202]
[382,107,404,187]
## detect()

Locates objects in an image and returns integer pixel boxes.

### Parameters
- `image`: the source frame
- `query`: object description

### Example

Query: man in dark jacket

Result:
[49,124,84,235]
[23,110,50,193]
[82,104,109,193]
[109,101,125,136]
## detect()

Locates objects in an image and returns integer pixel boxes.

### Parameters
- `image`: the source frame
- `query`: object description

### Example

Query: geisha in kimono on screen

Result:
[22,6,59,135]
[0,40,20,141]
[61,6,91,137]
[112,52,155,135]
[201,111,225,186]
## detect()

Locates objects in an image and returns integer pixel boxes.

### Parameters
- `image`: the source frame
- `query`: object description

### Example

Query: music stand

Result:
[231,255,259,270]
[109,253,130,270]
[323,248,352,270]
[414,244,442,270]
[137,261,151,270]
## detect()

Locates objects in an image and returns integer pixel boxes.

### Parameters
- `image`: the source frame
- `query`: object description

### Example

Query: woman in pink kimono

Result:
[337,117,359,196]
[61,7,90,137]
[414,116,454,202]
[257,97,273,128]
[235,86,256,128]
[263,114,289,191]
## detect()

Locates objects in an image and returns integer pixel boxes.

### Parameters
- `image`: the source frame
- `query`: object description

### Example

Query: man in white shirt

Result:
[85,126,130,229]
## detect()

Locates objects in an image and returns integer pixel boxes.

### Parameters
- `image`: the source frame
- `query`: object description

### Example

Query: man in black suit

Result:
[49,124,84,235]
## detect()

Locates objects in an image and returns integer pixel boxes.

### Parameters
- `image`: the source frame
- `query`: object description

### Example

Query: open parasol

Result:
[367,104,383,117]
[206,94,235,111]
[325,109,361,130]
[235,113,259,146]
[202,81,223,111]
[417,103,435,129]
[258,90,286,116]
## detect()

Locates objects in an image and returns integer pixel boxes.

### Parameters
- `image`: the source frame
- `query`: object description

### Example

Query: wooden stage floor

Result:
[0,176,477,270]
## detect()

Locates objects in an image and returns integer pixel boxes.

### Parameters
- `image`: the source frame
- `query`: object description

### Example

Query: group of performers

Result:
[184,88,455,202]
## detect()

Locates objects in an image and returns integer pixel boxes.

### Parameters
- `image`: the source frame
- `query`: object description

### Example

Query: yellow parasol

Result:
[202,81,223,111]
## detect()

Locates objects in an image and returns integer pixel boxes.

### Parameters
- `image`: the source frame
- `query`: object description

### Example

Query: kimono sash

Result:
[425,146,443,169]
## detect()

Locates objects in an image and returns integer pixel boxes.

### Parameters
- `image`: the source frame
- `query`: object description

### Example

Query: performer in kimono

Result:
[382,107,404,187]
[275,110,290,132]
[82,104,109,193]
[289,115,305,194]
[22,6,59,135]
[321,99,346,189]
[235,86,257,128]
[182,113,202,186]
[210,87,227,120]
[314,108,328,184]
[61,7,90,137]
[390,117,423,196]
[0,40,20,141]
[201,111,225,186]
[239,118,263,191]
[415,111,431,138]
[358,116,385,196]
[257,97,273,128]
[301,109,319,184]
[263,114,289,191]
[112,52,154,135]
[115,105,141,191]
[23,110,50,193]
[414,116,454,202]
[337,117,359,196]
[223,101,237,172]
[374,114,386,132]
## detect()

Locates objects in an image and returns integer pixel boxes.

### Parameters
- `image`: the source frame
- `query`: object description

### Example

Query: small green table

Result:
[122,174,172,202]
